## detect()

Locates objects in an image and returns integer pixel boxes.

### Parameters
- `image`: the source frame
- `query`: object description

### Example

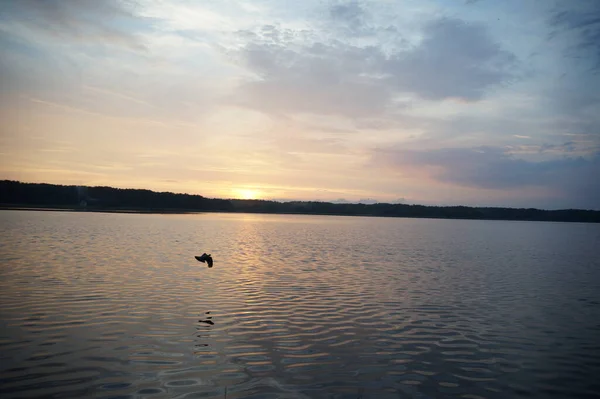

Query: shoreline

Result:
[1,204,598,224]
[0,205,201,215]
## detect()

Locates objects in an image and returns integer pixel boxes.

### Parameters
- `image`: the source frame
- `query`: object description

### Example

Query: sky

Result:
[0,0,598,210]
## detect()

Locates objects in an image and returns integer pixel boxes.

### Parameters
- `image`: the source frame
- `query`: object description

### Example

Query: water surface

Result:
[1,210,599,398]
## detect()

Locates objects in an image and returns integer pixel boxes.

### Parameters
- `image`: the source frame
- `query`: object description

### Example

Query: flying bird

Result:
[195,253,213,267]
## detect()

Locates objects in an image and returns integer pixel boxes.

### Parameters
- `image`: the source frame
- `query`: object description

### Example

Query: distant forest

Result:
[1,180,599,223]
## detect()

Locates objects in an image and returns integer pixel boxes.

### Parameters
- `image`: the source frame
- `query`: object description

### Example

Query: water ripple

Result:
[1,211,599,398]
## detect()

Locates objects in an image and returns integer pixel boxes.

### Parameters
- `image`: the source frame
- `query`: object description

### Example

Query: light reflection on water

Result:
[0,210,599,398]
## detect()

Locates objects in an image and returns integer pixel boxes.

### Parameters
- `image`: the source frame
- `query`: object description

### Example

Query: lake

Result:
[1,210,599,398]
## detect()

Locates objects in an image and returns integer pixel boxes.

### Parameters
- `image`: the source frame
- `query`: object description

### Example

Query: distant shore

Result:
[0,204,375,217]
[0,204,200,215]
[1,180,599,223]
[1,203,599,224]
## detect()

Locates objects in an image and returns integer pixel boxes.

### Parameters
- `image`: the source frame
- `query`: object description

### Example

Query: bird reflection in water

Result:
[194,311,214,353]
[199,311,214,325]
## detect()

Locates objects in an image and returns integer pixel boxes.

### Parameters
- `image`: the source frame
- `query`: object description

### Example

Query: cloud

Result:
[328,0,372,36]
[375,146,540,189]
[0,0,225,123]
[232,39,392,118]
[549,1,600,72]
[0,0,148,50]
[231,16,517,119]
[383,18,517,101]
[372,145,600,208]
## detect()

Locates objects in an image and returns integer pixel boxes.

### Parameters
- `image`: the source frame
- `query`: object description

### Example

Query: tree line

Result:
[1,180,598,223]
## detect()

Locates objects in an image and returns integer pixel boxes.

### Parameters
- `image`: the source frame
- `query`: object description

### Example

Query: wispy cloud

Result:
[82,85,152,107]
[548,0,600,72]
[0,0,149,50]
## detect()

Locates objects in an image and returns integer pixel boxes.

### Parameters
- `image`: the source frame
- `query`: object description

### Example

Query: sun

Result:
[236,189,261,200]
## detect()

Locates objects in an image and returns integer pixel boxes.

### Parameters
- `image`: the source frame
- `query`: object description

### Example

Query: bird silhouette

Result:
[195,253,213,267]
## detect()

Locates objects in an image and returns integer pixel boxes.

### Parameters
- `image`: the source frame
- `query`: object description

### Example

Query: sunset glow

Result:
[0,0,598,209]
[235,189,262,200]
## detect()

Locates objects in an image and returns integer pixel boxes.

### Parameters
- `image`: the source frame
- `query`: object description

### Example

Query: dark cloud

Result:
[548,1,600,72]
[376,146,540,189]
[373,146,600,209]
[233,17,516,118]
[328,1,372,36]
[0,0,147,50]
[384,18,517,101]
[538,141,579,154]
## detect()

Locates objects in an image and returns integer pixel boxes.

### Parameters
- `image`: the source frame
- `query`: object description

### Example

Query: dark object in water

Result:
[195,253,213,267]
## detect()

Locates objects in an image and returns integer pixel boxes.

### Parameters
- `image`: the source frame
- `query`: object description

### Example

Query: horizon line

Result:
[1,179,597,213]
